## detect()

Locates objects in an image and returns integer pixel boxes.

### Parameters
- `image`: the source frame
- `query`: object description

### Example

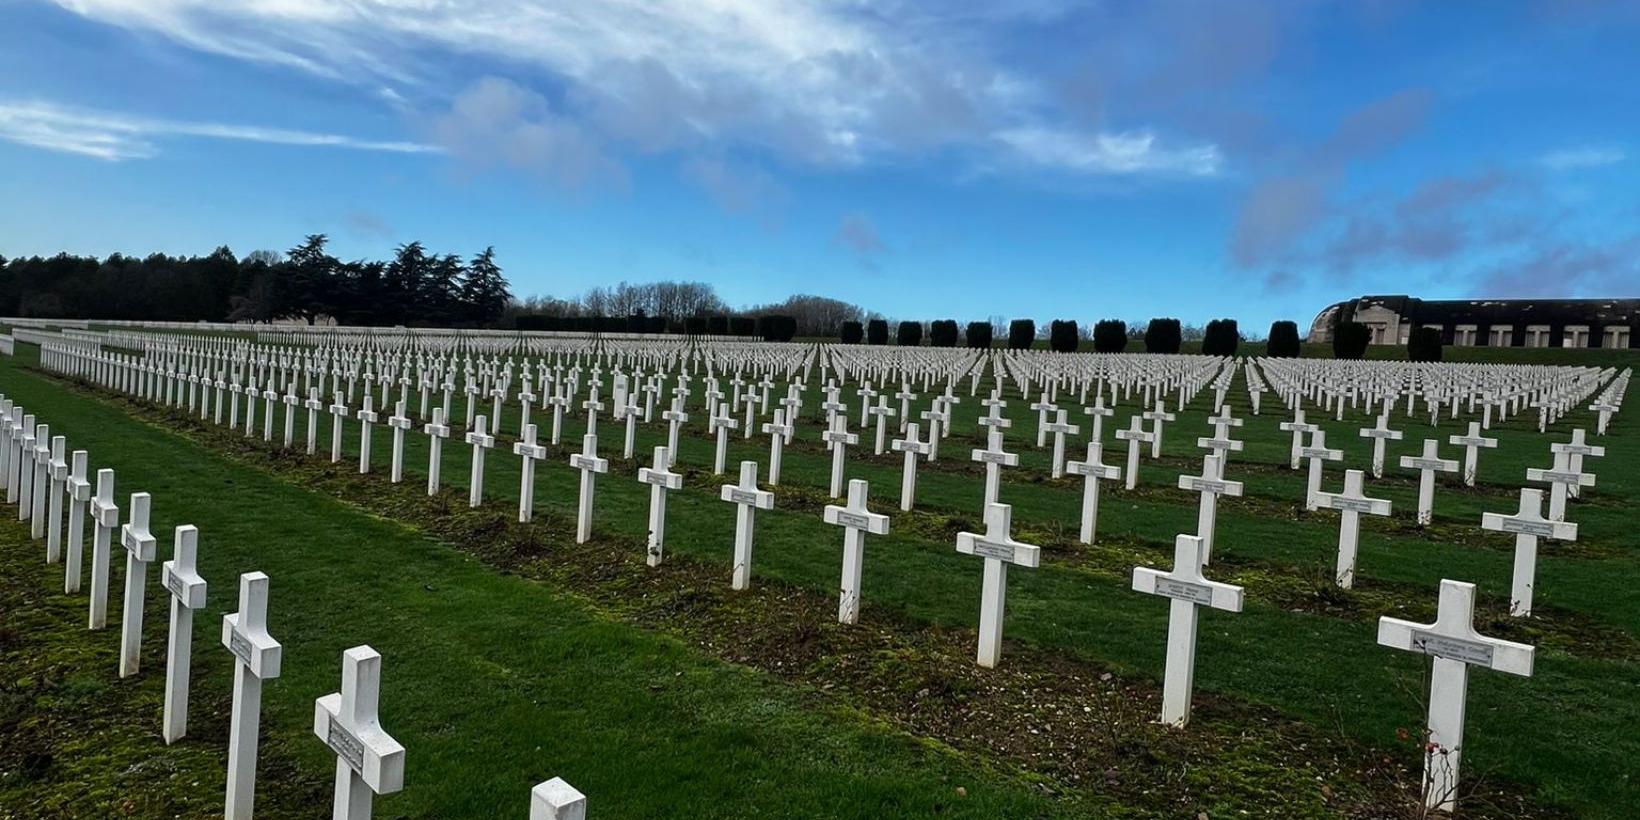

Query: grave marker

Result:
[314,645,406,820]
[161,524,207,743]
[1132,534,1244,727]
[118,491,157,678]
[823,479,890,624]
[720,460,774,590]
[955,503,1040,668]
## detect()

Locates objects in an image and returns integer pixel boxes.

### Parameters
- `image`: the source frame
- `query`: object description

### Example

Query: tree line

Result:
[0,235,511,328]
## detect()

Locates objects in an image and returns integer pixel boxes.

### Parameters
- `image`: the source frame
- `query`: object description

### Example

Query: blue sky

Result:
[2,0,1637,330]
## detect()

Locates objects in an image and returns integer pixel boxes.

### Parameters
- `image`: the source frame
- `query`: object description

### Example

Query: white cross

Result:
[387,401,414,483]
[1279,409,1318,470]
[890,422,932,511]
[1082,397,1114,443]
[637,445,683,567]
[571,433,610,544]
[955,502,1040,668]
[866,396,896,455]
[514,423,548,523]
[357,394,380,475]
[1550,428,1604,500]
[314,645,406,820]
[1298,429,1344,511]
[1357,412,1403,478]
[531,777,587,820]
[64,451,90,594]
[711,405,739,475]
[1029,392,1057,447]
[760,409,793,485]
[1526,448,1594,523]
[969,427,1019,507]
[1482,488,1576,616]
[160,524,207,744]
[423,407,451,496]
[88,468,118,630]
[118,491,156,678]
[720,460,775,590]
[1113,416,1155,490]
[1141,400,1175,458]
[1042,408,1080,478]
[1377,580,1533,813]
[1314,469,1392,588]
[823,479,891,624]
[1399,439,1457,526]
[1066,441,1120,545]
[821,414,858,498]
[304,388,325,455]
[661,402,690,468]
[46,434,67,564]
[223,572,282,820]
[918,404,949,461]
[1178,453,1243,565]
[1447,421,1498,486]
[464,414,496,508]
[329,392,351,463]
[1132,534,1244,727]
[1195,410,1243,463]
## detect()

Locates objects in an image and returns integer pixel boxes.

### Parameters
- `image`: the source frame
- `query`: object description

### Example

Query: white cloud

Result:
[49,0,1224,180]
[1540,146,1626,170]
[996,127,1223,177]
[0,99,438,161]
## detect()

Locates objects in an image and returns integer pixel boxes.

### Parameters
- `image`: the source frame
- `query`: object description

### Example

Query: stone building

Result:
[1309,295,1639,349]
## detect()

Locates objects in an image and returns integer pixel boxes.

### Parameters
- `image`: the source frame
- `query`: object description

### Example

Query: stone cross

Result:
[1313,469,1392,588]
[1550,429,1603,500]
[1195,410,1243,464]
[1525,449,1594,523]
[1298,429,1344,511]
[223,572,282,820]
[637,445,683,567]
[1447,421,1498,487]
[357,394,380,474]
[1066,441,1121,545]
[304,388,325,455]
[720,460,775,591]
[423,407,451,496]
[1399,439,1458,526]
[866,396,896,455]
[661,402,690,468]
[513,423,548,523]
[1358,412,1403,478]
[821,414,858,498]
[282,385,300,448]
[823,479,891,624]
[465,414,496,508]
[969,427,1019,507]
[1114,416,1155,491]
[64,451,89,594]
[328,392,350,463]
[119,491,157,678]
[1482,488,1576,617]
[1029,392,1057,447]
[955,502,1041,668]
[88,468,118,629]
[161,524,207,743]
[314,645,406,820]
[711,404,738,475]
[1082,397,1114,443]
[918,405,949,462]
[1279,409,1318,470]
[890,422,932,511]
[387,401,413,483]
[45,435,67,563]
[1141,400,1176,458]
[27,422,46,534]
[531,778,587,820]
[571,433,609,543]
[1178,454,1243,565]
[1132,534,1244,727]
[760,409,793,485]
[1043,409,1080,478]
[1376,580,1533,813]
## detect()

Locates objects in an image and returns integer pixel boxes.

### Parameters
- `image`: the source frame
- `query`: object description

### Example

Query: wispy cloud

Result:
[48,0,1224,181]
[0,100,438,161]
[1540,146,1626,170]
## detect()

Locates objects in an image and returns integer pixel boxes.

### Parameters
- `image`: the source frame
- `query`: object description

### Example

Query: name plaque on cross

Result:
[1183,478,1229,494]
[229,632,253,666]
[834,511,872,530]
[570,455,600,471]
[728,489,762,505]
[972,539,1015,562]
[975,450,1012,465]
[1155,578,1215,606]
[325,715,367,772]
[165,573,185,599]
[1405,458,1449,470]
[1537,470,1582,483]
[1331,497,1379,513]
[1500,518,1556,537]
[1411,630,1495,666]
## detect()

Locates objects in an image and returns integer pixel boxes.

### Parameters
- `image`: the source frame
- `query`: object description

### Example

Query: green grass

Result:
[4,339,1637,817]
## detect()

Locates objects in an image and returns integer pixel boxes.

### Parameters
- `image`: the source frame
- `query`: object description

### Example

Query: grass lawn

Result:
[4,340,1637,817]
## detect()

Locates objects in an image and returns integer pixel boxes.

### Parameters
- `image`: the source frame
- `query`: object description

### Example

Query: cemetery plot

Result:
[2,332,1637,819]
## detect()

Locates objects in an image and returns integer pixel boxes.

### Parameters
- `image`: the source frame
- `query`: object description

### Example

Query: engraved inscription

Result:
[1501,518,1556,537]
[229,631,253,666]
[1411,631,1495,666]
[972,539,1015,562]
[729,489,762,506]
[1330,497,1378,513]
[835,511,871,530]
[326,716,367,773]
[1155,578,1215,606]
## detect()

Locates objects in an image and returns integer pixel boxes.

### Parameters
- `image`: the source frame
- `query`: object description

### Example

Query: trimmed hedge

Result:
[1144,318,1182,353]
[730,316,756,336]
[757,315,797,342]
[867,319,889,345]
[897,320,923,346]
[965,321,993,349]
[1408,326,1443,362]
[1266,320,1301,357]
[929,319,959,347]
[1202,318,1239,357]
[1049,319,1079,352]
[840,321,863,344]
[685,316,709,335]
[1333,322,1370,359]
[1008,319,1036,350]
[708,315,730,335]
[1093,319,1128,353]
